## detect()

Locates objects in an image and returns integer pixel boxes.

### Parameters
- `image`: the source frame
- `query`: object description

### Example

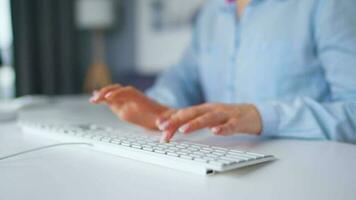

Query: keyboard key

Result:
[208,161,224,167]
[132,144,142,149]
[220,156,245,162]
[175,144,188,149]
[142,144,154,148]
[154,147,165,151]
[229,150,245,154]
[142,147,154,152]
[167,152,179,157]
[212,151,225,156]
[193,152,206,157]
[153,149,166,154]
[200,149,212,154]
[227,152,257,159]
[136,140,147,144]
[186,147,199,152]
[145,142,157,147]
[178,152,189,156]
[190,144,203,149]
[168,147,179,151]
[180,149,192,153]
[245,152,265,158]
[110,139,121,144]
[121,142,131,147]
[216,159,236,165]
[194,158,209,163]
[213,149,227,154]
[101,137,111,142]
[224,155,250,161]
[212,147,228,151]
[205,154,219,159]
[166,149,176,153]
[180,155,193,160]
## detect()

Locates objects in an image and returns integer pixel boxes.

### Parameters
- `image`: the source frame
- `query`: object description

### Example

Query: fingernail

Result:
[155,118,165,127]
[178,124,190,133]
[92,93,100,100]
[158,120,170,131]
[160,131,169,143]
[89,96,98,103]
[211,127,220,133]
[159,137,169,143]
[104,92,113,99]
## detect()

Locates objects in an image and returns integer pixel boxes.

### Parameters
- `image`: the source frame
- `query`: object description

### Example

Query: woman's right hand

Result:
[90,84,175,130]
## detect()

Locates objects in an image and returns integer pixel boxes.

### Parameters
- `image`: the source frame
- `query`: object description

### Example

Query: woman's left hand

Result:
[156,103,263,143]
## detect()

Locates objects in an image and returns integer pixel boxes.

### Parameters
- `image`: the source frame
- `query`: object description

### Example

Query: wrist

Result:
[231,104,262,135]
[254,103,280,136]
[248,104,263,135]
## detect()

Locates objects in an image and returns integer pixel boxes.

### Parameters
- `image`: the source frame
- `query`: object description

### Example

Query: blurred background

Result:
[0,0,206,99]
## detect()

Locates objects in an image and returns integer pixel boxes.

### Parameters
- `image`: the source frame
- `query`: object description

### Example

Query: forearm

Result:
[256,97,356,143]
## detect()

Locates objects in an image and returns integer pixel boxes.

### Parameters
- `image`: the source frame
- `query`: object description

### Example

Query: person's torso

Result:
[197,0,329,104]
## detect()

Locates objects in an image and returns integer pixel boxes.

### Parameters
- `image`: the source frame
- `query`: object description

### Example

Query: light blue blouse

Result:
[147,0,356,143]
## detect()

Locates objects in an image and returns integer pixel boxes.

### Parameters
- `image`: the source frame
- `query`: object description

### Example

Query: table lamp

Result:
[75,0,116,93]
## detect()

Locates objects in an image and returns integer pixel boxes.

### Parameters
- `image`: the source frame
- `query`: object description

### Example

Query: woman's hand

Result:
[90,85,262,143]
[90,84,174,130]
[156,103,262,143]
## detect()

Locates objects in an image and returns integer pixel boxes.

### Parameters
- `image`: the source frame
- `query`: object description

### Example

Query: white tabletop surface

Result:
[0,96,356,200]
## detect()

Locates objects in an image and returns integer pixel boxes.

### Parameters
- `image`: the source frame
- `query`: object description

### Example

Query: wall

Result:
[134,0,193,75]
[0,0,13,64]
[105,0,136,77]
[0,0,15,99]
[100,0,204,84]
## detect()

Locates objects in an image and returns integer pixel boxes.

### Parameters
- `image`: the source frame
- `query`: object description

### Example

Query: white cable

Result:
[0,142,93,161]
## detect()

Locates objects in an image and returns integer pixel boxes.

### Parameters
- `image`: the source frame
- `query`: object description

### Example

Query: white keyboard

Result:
[19,121,275,175]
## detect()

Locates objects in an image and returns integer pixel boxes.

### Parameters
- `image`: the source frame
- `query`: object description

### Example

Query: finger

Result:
[160,130,175,143]
[155,109,176,128]
[158,105,210,143]
[211,118,239,136]
[107,99,126,113]
[157,105,209,131]
[104,87,141,115]
[99,84,123,101]
[90,84,121,103]
[92,90,99,96]
[179,112,228,134]
[104,86,135,102]
[89,90,99,103]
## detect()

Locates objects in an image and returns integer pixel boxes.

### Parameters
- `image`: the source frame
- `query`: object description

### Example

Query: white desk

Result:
[1,96,356,200]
